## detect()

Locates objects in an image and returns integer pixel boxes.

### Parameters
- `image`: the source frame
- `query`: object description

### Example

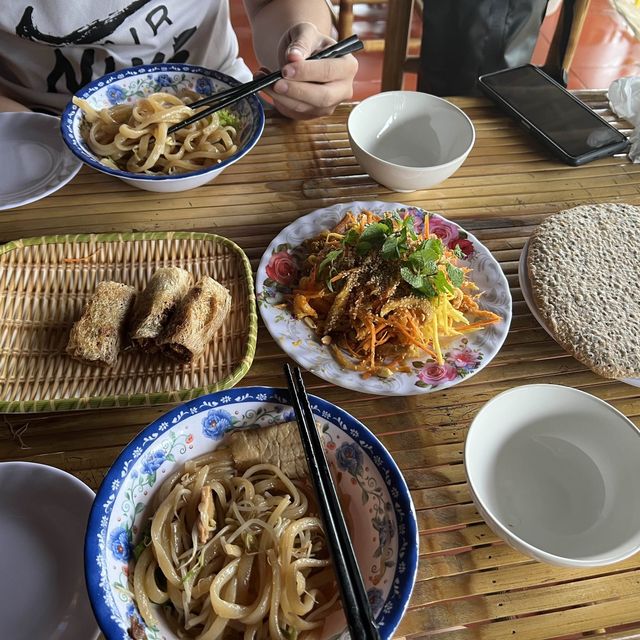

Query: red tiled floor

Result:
[230,0,640,100]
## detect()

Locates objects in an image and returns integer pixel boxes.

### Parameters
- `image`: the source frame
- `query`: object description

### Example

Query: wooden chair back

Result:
[380,0,593,93]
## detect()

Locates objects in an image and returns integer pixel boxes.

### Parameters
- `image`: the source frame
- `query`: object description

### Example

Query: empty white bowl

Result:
[465,384,640,567]
[347,91,475,192]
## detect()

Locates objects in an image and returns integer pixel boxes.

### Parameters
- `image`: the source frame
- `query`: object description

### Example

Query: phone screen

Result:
[480,65,625,158]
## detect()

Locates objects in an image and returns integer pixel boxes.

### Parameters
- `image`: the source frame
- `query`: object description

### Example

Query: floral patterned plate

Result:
[257,201,512,396]
[519,239,640,388]
[85,386,418,640]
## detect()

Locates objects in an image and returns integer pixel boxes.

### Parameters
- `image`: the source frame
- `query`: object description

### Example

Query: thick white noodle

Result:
[130,454,339,638]
[72,92,239,175]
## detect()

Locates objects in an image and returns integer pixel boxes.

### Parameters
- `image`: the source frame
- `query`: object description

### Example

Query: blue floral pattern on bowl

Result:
[256,200,513,397]
[60,63,264,182]
[202,408,234,439]
[85,387,418,640]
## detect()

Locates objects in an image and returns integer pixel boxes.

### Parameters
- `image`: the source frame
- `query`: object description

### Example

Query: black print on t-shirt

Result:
[16,1,153,44]
[15,2,197,94]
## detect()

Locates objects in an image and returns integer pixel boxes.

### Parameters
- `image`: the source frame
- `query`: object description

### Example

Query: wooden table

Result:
[2,93,640,639]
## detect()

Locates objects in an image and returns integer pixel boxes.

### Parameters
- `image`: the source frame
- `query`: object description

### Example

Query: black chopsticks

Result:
[284,363,381,640]
[168,35,364,135]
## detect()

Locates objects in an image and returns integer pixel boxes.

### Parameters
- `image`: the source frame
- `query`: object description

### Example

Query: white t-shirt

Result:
[0,0,252,113]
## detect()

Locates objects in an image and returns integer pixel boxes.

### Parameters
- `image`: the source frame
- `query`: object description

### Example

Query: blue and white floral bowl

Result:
[61,64,264,192]
[85,386,418,640]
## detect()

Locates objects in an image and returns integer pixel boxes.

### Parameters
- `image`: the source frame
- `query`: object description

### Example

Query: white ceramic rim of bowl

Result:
[347,91,476,171]
[60,63,265,182]
[464,383,640,567]
[0,461,99,639]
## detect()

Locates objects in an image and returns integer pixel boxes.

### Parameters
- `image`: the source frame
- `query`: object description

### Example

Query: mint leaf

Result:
[446,263,464,288]
[379,218,395,233]
[343,228,359,246]
[356,241,371,256]
[318,249,342,275]
[419,238,444,262]
[415,280,437,298]
[433,270,454,294]
[400,266,425,289]
[401,267,438,297]
[408,250,438,274]
[355,222,390,256]
[403,215,418,240]
[381,234,400,260]
[359,222,389,245]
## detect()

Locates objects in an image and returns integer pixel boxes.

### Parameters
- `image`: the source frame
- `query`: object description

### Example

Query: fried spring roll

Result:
[158,276,231,363]
[66,281,137,367]
[129,267,192,351]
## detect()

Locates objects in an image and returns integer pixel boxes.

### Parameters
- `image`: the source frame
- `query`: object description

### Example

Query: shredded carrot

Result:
[457,319,498,333]
[286,209,501,379]
[387,317,436,358]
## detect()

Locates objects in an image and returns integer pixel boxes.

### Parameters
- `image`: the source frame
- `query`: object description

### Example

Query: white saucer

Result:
[0,112,81,211]
[0,462,99,639]
[518,239,640,388]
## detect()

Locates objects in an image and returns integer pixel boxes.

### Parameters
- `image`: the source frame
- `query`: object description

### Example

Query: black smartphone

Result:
[478,64,629,166]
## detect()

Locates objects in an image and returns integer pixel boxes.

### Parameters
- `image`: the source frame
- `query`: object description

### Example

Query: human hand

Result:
[259,22,358,120]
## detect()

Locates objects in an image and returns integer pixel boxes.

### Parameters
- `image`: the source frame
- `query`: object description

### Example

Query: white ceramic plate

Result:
[257,201,512,396]
[0,461,99,639]
[0,112,81,211]
[518,239,640,388]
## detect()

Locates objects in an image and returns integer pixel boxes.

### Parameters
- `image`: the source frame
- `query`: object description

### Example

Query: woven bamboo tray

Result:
[0,231,257,413]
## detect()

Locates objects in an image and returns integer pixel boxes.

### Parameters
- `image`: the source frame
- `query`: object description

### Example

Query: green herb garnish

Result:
[133,528,151,561]
[318,249,343,276]
[446,262,465,288]
[318,249,343,291]
[343,228,359,246]
[217,108,240,128]
[356,222,389,255]
[340,213,463,299]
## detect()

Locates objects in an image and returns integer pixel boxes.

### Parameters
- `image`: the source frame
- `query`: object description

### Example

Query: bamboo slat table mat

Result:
[3,92,640,639]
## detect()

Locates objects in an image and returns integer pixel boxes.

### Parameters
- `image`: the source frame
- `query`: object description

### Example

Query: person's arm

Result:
[0,92,30,112]
[243,0,358,119]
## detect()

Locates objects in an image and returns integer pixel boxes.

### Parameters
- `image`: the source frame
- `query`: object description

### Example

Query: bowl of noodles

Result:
[85,386,418,640]
[61,63,265,193]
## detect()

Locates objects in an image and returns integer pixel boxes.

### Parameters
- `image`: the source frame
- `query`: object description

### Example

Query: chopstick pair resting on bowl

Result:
[284,363,381,640]
[168,34,364,134]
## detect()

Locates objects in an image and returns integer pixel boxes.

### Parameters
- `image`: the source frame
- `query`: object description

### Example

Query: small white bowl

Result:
[465,384,640,567]
[61,63,264,193]
[347,91,475,192]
